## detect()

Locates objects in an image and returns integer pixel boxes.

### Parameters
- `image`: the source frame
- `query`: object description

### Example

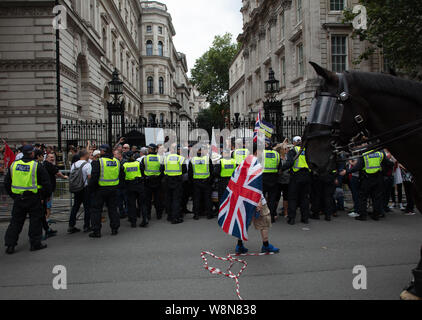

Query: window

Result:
[331,35,347,72]
[147,76,153,94]
[146,25,152,33]
[280,12,285,39]
[296,0,302,23]
[158,26,163,34]
[330,0,345,11]
[280,57,286,86]
[297,43,304,77]
[146,40,153,56]
[112,40,116,65]
[158,41,163,56]
[120,51,124,72]
[159,113,164,123]
[294,102,301,118]
[102,27,107,52]
[159,77,164,94]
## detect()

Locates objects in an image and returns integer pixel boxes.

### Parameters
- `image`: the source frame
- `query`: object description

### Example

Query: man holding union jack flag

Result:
[218,143,280,254]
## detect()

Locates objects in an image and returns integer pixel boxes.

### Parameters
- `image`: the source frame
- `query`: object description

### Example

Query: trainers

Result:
[404,210,416,216]
[261,244,280,253]
[399,203,405,210]
[235,245,248,254]
[348,212,359,218]
[45,229,58,239]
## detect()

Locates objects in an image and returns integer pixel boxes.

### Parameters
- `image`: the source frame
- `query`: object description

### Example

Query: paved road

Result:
[0,208,421,300]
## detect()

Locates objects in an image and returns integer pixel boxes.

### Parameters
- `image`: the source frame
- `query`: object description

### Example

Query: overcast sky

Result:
[156,0,243,74]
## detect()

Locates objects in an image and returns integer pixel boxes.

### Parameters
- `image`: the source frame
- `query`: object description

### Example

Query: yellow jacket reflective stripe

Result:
[144,154,161,176]
[10,160,38,194]
[165,154,184,176]
[363,150,383,174]
[123,161,142,180]
[99,157,120,186]
[263,150,280,173]
[293,146,310,172]
[220,158,236,178]
[192,156,210,179]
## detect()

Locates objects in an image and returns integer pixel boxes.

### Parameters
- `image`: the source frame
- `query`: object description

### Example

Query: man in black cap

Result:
[140,143,164,220]
[4,145,52,254]
[88,144,123,237]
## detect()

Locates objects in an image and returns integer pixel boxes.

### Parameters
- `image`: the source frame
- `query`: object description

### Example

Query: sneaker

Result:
[399,203,405,210]
[45,229,58,239]
[348,212,359,218]
[261,244,280,253]
[235,245,248,254]
[404,210,416,216]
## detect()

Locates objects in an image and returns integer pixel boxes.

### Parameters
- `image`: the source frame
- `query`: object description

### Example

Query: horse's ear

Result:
[309,61,338,84]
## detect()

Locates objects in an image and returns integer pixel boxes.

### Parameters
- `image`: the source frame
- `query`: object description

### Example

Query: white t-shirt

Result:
[71,160,92,187]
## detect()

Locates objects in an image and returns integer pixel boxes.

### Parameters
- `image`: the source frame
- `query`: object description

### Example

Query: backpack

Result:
[69,161,88,193]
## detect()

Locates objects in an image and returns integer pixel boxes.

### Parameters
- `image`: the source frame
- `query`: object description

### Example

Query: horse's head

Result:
[305,62,369,175]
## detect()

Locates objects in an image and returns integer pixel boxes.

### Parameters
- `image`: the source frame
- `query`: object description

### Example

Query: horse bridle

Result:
[303,72,422,162]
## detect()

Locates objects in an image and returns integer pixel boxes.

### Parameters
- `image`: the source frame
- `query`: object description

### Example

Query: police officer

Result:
[189,148,214,220]
[233,139,249,165]
[4,145,52,254]
[122,151,146,228]
[141,144,164,220]
[262,142,281,223]
[89,144,122,237]
[341,149,388,221]
[164,144,186,224]
[281,136,311,225]
[214,149,237,203]
[310,170,336,222]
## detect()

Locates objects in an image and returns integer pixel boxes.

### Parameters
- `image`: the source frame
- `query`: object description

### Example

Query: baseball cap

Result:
[22,145,34,153]
[93,150,101,157]
[293,136,302,143]
[99,144,111,151]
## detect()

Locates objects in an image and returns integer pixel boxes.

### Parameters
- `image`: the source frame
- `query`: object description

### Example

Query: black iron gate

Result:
[61,116,307,150]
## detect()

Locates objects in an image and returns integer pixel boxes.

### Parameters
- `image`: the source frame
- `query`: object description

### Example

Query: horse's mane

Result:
[348,71,422,105]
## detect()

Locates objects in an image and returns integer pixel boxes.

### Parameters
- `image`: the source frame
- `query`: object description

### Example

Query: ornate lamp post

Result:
[264,68,283,141]
[234,112,240,129]
[107,69,125,146]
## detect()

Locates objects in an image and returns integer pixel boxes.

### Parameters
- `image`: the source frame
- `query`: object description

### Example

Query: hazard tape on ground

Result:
[200,250,276,300]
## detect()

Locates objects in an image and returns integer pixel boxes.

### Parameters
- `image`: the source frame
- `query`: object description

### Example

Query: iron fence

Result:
[61,117,307,150]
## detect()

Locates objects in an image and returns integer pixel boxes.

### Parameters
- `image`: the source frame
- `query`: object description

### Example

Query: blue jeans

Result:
[349,176,360,212]
[69,187,90,229]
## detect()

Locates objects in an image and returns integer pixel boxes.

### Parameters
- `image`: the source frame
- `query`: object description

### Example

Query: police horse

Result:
[304,62,422,299]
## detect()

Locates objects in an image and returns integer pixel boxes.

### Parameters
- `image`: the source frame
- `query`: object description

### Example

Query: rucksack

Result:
[69,161,88,193]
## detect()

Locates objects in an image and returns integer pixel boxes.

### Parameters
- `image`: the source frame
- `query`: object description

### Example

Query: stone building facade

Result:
[230,0,387,120]
[0,0,200,145]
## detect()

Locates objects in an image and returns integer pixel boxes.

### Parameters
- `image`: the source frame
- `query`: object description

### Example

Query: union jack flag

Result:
[253,111,262,143]
[218,155,263,241]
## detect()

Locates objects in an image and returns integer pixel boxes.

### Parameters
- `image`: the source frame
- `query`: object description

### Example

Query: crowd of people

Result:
[0,135,417,254]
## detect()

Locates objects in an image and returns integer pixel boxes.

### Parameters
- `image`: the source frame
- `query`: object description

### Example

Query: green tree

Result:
[343,0,422,79]
[191,33,240,130]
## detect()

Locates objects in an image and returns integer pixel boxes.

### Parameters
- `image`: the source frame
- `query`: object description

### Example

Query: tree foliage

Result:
[191,33,240,131]
[343,0,422,79]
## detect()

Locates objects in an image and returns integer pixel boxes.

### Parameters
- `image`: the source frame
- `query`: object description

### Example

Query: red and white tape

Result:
[200,250,275,300]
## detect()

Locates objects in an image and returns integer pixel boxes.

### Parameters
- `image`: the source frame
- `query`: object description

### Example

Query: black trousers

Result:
[218,178,230,204]
[383,176,394,209]
[127,184,146,224]
[358,173,384,218]
[5,194,43,246]
[403,181,415,211]
[145,182,163,218]
[311,175,335,217]
[69,187,90,229]
[165,177,183,221]
[288,171,311,221]
[181,180,193,211]
[193,180,212,217]
[263,182,279,219]
[90,188,120,232]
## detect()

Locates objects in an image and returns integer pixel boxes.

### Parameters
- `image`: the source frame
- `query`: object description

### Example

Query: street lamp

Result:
[107,68,125,146]
[263,68,283,142]
[234,112,240,129]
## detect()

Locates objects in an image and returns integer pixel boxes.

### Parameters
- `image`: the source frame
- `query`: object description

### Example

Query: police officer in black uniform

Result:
[281,136,312,225]
[262,142,282,223]
[4,145,52,254]
[89,144,123,237]
[122,151,147,228]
